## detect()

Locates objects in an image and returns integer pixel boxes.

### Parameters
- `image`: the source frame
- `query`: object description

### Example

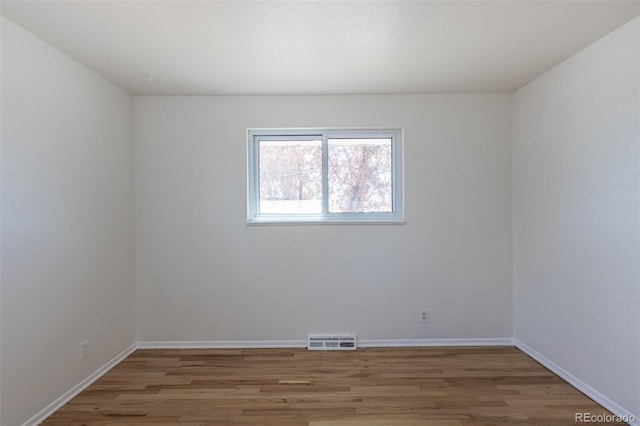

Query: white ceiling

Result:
[1,1,638,95]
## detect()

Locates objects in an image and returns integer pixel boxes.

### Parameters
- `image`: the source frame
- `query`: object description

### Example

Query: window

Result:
[248,128,404,224]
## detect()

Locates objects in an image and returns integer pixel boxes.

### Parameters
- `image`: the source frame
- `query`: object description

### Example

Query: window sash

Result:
[248,128,404,224]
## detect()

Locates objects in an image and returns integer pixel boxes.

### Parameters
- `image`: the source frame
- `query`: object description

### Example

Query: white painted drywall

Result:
[1,17,135,426]
[513,17,640,417]
[135,94,513,342]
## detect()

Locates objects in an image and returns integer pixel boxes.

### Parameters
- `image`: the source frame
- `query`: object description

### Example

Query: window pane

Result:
[328,138,392,213]
[259,140,322,214]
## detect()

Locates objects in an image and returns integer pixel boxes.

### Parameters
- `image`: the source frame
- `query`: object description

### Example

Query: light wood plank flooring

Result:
[42,347,619,425]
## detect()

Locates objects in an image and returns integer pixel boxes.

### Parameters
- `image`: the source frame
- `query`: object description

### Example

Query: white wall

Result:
[513,17,640,418]
[135,94,513,342]
[1,17,135,426]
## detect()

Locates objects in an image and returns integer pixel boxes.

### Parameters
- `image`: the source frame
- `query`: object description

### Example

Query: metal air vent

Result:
[307,334,357,350]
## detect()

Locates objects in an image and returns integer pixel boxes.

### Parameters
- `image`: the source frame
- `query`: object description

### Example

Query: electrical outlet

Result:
[80,339,90,360]
[419,309,429,323]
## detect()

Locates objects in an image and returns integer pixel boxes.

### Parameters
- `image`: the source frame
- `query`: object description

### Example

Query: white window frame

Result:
[247,128,404,225]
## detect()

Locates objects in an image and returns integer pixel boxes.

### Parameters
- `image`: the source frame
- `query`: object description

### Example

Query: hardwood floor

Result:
[42,347,619,425]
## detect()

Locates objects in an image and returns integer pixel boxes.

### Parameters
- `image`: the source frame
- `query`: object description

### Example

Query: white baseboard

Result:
[137,340,307,349]
[137,338,514,350]
[359,338,514,347]
[514,339,639,426]
[22,343,137,426]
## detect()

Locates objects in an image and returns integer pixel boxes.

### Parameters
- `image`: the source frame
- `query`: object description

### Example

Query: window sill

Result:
[247,217,407,226]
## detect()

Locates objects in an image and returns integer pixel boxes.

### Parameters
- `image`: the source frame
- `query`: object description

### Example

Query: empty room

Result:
[1,1,639,425]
